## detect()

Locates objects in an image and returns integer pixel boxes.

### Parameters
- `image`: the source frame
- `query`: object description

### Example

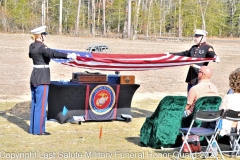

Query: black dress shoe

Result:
[38,132,51,135]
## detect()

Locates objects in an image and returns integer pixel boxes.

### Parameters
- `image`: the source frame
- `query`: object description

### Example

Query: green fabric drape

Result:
[140,96,187,149]
[181,96,222,128]
[180,96,222,144]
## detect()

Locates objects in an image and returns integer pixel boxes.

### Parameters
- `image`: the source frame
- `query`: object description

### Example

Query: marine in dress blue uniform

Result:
[29,26,76,135]
[168,29,220,92]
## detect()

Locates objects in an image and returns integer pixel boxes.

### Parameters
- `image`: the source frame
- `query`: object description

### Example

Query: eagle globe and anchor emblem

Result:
[89,85,116,115]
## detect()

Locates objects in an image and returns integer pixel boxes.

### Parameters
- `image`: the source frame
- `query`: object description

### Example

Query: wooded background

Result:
[0,0,240,39]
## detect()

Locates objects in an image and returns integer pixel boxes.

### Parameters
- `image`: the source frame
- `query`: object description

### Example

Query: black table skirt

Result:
[47,81,140,123]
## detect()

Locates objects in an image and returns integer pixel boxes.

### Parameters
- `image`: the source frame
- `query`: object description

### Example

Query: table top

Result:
[50,81,140,86]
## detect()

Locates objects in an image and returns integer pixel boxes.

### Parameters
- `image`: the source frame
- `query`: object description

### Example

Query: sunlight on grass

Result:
[0,102,17,111]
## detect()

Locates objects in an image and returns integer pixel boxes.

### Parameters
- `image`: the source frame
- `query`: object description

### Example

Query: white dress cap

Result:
[30,26,47,34]
[194,29,208,36]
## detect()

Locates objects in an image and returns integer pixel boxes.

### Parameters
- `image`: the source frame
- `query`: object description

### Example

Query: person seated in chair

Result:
[183,66,219,117]
[219,68,240,149]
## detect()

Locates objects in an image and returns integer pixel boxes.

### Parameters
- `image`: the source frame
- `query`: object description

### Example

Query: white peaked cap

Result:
[194,29,208,36]
[30,26,47,34]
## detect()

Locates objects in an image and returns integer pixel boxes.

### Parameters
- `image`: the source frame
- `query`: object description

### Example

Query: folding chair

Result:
[221,109,240,157]
[177,109,225,160]
[182,96,222,128]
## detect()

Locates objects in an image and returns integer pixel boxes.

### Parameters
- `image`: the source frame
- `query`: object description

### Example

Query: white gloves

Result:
[214,56,220,63]
[67,53,77,60]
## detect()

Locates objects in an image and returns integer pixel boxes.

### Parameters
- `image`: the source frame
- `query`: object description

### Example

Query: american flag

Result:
[51,49,215,71]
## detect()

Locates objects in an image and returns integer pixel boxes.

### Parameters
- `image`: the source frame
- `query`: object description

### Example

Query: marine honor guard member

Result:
[165,29,220,92]
[29,26,76,135]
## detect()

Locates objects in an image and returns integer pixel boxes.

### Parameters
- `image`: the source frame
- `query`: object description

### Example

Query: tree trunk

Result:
[90,0,95,36]
[178,0,182,38]
[198,0,209,31]
[229,0,236,37]
[75,0,82,36]
[97,0,100,29]
[87,0,90,34]
[4,0,7,32]
[42,0,45,26]
[122,1,128,39]
[133,0,141,40]
[127,0,131,39]
[59,0,63,35]
[146,0,153,39]
[46,0,49,25]
[118,4,120,34]
[102,0,106,36]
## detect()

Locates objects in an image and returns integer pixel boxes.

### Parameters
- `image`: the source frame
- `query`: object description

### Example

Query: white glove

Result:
[214,56,220,63]
[67,53,77,60]
[164,52,170,55]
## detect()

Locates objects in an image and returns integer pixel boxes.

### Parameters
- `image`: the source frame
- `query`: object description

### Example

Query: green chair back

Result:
[140,95,187,148]
[182,96,222,128]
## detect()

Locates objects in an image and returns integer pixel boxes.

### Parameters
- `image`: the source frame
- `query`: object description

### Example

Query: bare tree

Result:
[75,0,82,35]
[97,0,100,29]
[178,0,182,38]
[42,0,46,25]
[127,0,131,38]
[122,1,128,38]
[228,0,237,37]
[198,0,209,31]
[146,0,153,39]
[133,0,141,40]
[102,0,106,36]
[89,0,95,36]
[59,0,62,35]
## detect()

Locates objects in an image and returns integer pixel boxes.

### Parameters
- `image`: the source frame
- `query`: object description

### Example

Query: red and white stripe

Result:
[62,53,214,71]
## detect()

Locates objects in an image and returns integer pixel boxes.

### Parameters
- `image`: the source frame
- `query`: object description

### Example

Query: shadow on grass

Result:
[0,101,30,133]
[125,136,141,146]
[131,107,154,118]
[6,101,31,120]
[125,136,178,155]
[0,111,29,133]
[124,135,233,159]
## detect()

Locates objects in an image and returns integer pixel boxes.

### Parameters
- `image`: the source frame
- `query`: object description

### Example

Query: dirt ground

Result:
[0,33,239,159]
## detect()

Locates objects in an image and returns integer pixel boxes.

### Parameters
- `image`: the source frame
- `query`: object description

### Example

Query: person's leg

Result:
[37,85,49,133]
[30,85,36,134]
[30,85,49,134]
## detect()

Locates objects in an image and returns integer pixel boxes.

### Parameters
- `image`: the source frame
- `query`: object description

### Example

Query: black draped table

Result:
[47,81,140,123]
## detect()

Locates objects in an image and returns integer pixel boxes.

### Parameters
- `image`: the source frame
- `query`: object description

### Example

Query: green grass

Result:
[0,100,235,160]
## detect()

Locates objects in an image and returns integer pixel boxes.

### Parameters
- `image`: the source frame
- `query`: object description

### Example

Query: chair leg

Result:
[231,136,240,158]
[236,136,240,156]
[204,136,215,156]
[203,136,225,160]
[215,140,225,160]
[229,135,236,157]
